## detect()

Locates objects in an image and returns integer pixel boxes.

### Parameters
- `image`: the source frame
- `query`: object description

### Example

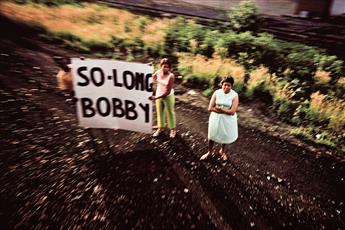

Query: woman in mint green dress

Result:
[200,76,239,161]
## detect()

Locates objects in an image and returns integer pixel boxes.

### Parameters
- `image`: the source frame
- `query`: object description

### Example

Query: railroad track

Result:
[261,15,345,57]
[96,0,227,23]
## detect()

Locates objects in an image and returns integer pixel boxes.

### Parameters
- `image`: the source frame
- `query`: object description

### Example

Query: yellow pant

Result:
[156,94,176,129]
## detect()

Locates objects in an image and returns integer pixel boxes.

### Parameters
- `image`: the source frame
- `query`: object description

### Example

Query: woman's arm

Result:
[152,70,159,82]
[219,95,239,115]
[208,93,220,113]
[148,70,158,100]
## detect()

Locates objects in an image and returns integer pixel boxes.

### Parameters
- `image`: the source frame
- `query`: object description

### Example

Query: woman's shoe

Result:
[153,129,164,137]
[169,129,176,138]
[200,152,212,160]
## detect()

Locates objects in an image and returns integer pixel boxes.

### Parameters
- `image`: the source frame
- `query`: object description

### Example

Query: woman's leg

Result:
[220,144,226,154]
[156,98,165,128]
[164,94,176,129]
[219,144,228,161]
[200,139,214,160]
[208,140,215,153]
[164,95,176,137]
[153,98,165,136]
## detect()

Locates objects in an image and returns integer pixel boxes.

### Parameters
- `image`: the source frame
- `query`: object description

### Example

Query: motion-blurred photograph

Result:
[0,0,344,229]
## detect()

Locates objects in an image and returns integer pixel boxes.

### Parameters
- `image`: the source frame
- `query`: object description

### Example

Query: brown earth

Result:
[0,15,344,229]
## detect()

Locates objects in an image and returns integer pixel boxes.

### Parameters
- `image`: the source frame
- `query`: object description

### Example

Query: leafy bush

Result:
[215,32,252,59]
[270,80,300,118]
[202,88,214,97]
[137,17,147,32]
[284,49,318,82]
[290,127,339,148]
[128,37,144,55]
[314,54,344,84]
[272,98,293,117]
[307,92,345,131]
[226,0,259,32]
[164,17,206,54]
[183,74,210,89]
[245,66,270,98]
[250,33,284,74]
[177,62,192,77]
[110,36,145,57]
[291,100,310,125]
[44,30,89,52]
[144,44,164,59]
[82,39,112,52]
[124,21,132,33]
[198,30,220,58]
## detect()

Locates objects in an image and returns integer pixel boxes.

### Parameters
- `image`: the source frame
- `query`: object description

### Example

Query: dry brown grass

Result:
[272,81,295,101]
[0,2,172,44]
[314,70,331,84]
[178,53,245,83]
[337,76,345,87]
[247,66,271,93]
[310,91,345,131]
[143,18,173,44]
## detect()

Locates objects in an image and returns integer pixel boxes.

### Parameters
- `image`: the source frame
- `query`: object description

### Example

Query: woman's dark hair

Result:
[160,58,170,67]
[221,76,234,86]
[54,56,71,72]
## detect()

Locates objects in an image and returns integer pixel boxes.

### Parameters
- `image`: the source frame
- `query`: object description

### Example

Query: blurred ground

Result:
[0,15,345,229]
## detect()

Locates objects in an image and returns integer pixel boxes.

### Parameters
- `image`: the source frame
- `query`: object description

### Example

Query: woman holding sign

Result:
[200,76,239,161]
[149,58,176,138]
[55,56,73,93]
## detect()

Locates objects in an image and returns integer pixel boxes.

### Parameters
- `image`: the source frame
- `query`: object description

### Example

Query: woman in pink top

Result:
[149,58,176,138]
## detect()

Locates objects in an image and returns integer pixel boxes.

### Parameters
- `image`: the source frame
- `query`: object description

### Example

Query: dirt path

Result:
[0,16,344,229]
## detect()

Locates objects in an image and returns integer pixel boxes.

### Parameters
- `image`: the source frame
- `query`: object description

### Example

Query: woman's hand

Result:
[215,106,234,115]
[149,95,156,101]
[219,107,235,115]
[212,106,221,113]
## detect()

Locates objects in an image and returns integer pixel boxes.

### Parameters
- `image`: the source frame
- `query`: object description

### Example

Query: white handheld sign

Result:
[71,59,153,133]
